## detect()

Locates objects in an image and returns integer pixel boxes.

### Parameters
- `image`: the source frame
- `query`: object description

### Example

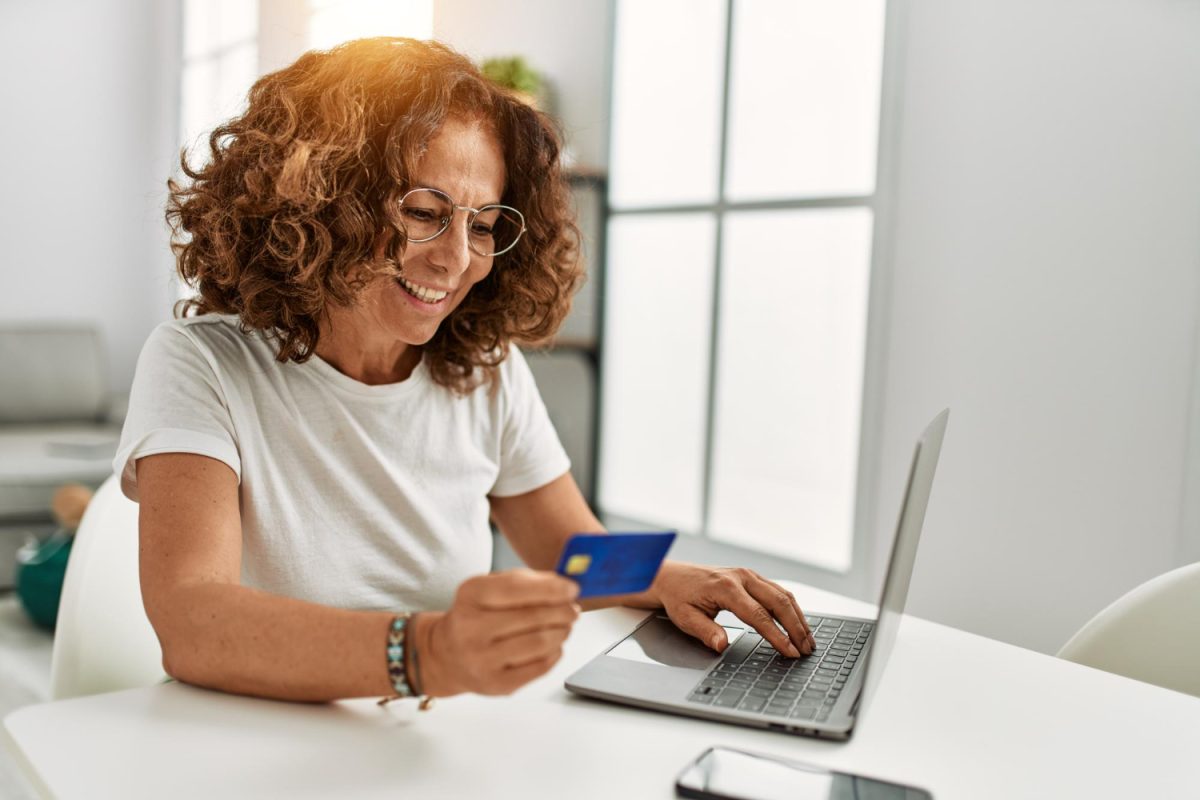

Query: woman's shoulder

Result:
[151,313,269,348]
[140,314,275,374]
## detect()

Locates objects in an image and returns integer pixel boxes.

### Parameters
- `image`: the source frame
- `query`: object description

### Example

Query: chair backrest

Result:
[0,325,109,423]
[49,474,165,700]
[1057,562,1200,698]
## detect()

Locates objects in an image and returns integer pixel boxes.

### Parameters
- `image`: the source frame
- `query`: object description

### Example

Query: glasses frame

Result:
[397,187,527,257]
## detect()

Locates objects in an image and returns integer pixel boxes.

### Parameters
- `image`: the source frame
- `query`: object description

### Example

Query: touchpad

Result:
[605,615,746,670]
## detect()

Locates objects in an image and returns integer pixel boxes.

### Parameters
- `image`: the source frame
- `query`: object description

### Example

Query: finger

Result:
[490,625,574,669]
[786,591,816,648]
[722,583,802,658]
[490,649,563,695]
[666,605,729,653]
[742,573,813,656]
[460,569,580,610]
[484,603,581,644]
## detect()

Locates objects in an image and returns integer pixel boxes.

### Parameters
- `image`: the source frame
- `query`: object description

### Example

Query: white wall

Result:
[873,0,1200,654]
[433,0,613,169]
[0,0,181,396]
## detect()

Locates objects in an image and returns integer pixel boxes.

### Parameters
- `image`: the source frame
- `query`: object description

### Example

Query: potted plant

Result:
[481,55,550,112]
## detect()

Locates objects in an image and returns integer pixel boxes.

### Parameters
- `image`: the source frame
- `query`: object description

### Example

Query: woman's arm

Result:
[139,453,581,702]
[137,453,396,701]
[489,472,815,657]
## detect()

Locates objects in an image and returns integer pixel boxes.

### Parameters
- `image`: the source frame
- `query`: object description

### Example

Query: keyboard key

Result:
[790,706,817,720]
[715,688,746,706]
[722,634,763,665]
[688,693,716,705]
[765,703,793,717]
[739,697,768,713]
[747,687,774,698]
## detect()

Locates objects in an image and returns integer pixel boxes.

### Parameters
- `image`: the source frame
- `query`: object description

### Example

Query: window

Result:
[180,0,259,153]
[307,0,432,50]
[599,0,889,576]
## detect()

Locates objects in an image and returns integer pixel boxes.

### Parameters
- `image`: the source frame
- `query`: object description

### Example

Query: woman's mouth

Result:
[396,276,450,305]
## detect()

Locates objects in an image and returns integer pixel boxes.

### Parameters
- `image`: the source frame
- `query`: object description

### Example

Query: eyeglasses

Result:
[397,187,526,257]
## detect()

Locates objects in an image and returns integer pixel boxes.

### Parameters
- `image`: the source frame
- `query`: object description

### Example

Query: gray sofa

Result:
[0,325,125,588]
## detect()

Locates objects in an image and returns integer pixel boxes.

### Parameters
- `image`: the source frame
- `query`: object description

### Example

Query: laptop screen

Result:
[855,409,949,716]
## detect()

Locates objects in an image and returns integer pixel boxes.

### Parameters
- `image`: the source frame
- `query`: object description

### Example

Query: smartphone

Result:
[675,746,933,800]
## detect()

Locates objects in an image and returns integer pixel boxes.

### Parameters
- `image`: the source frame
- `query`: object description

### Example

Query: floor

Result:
[0,592,52,800]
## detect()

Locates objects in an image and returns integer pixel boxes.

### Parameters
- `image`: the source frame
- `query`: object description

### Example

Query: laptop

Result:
[564,409,949,741]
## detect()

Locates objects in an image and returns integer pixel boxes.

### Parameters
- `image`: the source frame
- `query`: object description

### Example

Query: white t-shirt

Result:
[114,315,570,613]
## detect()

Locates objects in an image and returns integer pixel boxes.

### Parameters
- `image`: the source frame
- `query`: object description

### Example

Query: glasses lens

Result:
[399,189,452,242]
[470,206,525,256]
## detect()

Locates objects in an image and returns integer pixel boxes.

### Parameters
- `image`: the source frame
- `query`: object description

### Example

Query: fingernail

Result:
[710,635,725,652]
[787,643,802,658]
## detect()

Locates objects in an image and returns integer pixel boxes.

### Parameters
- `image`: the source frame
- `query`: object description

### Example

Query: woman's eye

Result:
[470,223,494,237]
[403,208,437,222]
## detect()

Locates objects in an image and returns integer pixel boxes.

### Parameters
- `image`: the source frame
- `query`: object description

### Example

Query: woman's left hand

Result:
[650,562,816,657]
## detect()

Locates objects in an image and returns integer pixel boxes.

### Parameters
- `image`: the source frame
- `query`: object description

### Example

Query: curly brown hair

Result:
[166,37,581,392]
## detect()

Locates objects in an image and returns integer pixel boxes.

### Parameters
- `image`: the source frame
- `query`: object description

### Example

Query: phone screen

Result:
[676,747,932,800]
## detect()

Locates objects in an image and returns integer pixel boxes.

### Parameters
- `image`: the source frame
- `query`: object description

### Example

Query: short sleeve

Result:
[113,323,241,501]
[489,347,571,497]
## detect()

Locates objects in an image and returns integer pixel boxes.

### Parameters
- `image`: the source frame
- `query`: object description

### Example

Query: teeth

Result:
[399,276,448,303]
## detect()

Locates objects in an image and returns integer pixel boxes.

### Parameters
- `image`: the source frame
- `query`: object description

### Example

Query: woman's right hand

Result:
[413,569,582,697]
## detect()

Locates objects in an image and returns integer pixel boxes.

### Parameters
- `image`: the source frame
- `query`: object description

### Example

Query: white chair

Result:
[1057,562,1200,699]
[49,473,165,700]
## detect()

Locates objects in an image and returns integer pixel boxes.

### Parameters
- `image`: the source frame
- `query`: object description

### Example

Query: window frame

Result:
[598,0,910,601]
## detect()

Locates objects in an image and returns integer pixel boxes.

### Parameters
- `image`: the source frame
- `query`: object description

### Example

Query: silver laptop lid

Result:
[854,409,949,716]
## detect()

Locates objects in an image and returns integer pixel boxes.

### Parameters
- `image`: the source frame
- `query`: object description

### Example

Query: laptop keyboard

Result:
[686,616,872,723]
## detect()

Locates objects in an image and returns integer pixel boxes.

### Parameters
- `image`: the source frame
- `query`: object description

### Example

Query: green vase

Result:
[15,531,74,630]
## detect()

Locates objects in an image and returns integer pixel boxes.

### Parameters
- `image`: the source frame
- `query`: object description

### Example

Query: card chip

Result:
[565,554,591,575]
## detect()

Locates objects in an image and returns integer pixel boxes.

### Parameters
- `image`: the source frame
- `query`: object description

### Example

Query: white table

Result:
[5,582,1200,799]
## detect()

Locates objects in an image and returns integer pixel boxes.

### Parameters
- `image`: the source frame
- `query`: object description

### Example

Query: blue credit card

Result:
[554,531,677,599]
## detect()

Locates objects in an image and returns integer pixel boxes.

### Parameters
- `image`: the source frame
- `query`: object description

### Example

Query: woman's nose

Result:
[425,213,473,274]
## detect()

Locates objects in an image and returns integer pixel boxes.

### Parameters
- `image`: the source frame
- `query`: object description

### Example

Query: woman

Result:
[117,37,814,704]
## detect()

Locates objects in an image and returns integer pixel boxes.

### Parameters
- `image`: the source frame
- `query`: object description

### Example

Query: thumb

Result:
[668,606,728,653]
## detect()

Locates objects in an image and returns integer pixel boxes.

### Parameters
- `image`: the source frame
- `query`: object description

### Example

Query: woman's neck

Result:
[316,307,422,386]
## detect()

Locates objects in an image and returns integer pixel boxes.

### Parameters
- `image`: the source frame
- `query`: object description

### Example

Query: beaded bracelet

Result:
[378,612,435,710]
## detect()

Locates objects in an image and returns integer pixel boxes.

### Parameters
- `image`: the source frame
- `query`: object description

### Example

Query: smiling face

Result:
[318,116,507,381]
